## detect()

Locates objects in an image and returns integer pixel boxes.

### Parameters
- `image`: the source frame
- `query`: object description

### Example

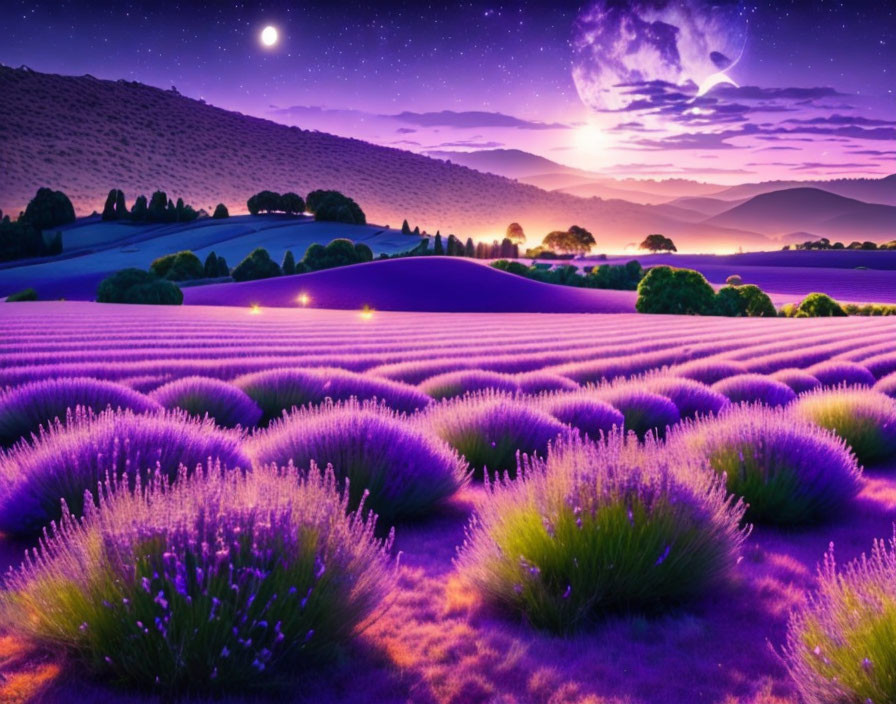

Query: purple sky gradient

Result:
[1,0,893,183]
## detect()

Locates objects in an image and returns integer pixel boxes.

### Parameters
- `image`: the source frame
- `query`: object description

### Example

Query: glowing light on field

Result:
[250,304,262,315]
[297,292,311,306]
[359,305,374,320]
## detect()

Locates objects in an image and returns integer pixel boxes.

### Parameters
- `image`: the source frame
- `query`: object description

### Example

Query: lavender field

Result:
[1,301,896,703]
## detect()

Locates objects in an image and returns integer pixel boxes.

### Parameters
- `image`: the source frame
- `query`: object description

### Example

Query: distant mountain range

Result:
[706,188,896,240]
[1,66,893,251]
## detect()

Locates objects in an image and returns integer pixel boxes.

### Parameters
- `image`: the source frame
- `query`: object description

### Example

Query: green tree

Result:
[280,192,305,215]
[22,188,75,231]
[568,225,595,254]
[131,195,148,220]
[714,284,776,317]
[212,203,229,219]
[464,237,475,257]
[639,234,677,253]
[433,233,444,255]
[231,248,282,282]
[150,250,204,281]
[301,239,373,272]
[306,190,366,224]
[102,189,119,221]
[148,191,168,222]
[506,222,525,244]
[216,256,230,277]
[401,219,411,235]
[247,194,260,215]
[636,266,716,315]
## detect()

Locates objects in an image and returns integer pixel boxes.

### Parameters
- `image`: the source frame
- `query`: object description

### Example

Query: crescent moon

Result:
[696,72,738,97]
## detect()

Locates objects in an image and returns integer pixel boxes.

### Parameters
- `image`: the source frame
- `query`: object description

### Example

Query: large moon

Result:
[572,0,747,112]
[260,25,279,47]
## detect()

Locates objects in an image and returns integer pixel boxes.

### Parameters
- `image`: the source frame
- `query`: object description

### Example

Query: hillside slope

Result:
[181,257,638,312]
[0,66,763,251]
[707,188,896,240]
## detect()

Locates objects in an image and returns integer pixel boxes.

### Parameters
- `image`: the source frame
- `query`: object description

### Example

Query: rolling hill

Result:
[181,256,638,312]
[0,65,764,251]
[706,188,896,240]
[708,174,896,206]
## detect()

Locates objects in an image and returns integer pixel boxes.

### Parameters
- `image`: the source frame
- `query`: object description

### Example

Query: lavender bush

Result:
[457,433,747,633]
[807,361,876,388]
[539,395,624,441]
[675,405,861,524]
[1,463,395,693]
[234,367,430,423]
[673,360,748,385]
[0,408,249,536]
[875,371,896,399]
[785,535,896,704]
[0,377,161,447]
[515,372,578,395]
[712,374,797,408]
[596,388,681,439]
[150,376,263,428]
[793,387,896,464]
[642,376,730,419]
[418,370,520,400]
[249,399,467,521]
[770,369,822,394]
[423,392,570,479]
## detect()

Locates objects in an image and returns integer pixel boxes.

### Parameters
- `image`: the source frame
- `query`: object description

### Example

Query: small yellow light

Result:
[359,304,374,320]
[297,292,310,306]
[250,304,262,314]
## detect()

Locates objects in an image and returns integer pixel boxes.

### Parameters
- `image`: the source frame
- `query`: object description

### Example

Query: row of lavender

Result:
[2,305,896,700]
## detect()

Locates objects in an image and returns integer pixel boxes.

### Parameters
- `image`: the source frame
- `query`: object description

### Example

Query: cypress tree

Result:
[102,189,118,221]
[204,251,219,278]
[433,233,444,255]
[114,190,128,219]
[401,219,411,235]
[282,249,296,275]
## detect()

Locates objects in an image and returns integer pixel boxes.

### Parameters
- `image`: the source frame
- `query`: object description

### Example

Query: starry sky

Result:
[2,0,894,183]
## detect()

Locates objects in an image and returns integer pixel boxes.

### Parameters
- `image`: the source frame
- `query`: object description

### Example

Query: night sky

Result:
[2,0,894,182]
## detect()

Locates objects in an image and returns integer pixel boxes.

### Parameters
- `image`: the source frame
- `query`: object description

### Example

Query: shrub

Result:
[418,370,520,400]
[249,400,466,522]
[150,250,204,281]
[0,408,249,536]
[1,464,394,693]
[21,187,75,231]
[233,367,430,424]
[675,405,861,524]
[212,203,229,218]
[673,359,749,385]
[714,284,776,317]
[785,536,896,704]
[540,395,624,440]
[96,268,183,305]
[515,372,578,395]
[280,192,305,215]
[875,372,896,399]
[797,292,847,317]
[0,377,161,447]
[635,266,716,315]
[424,393,570,478]
[596,388,681,439]
[456,433,746,632]
[770,368,822,394]
[5,288,38,302]
[203,251,219,278]
[725,274,742,286]
[231,248,282,282]
[793,387,896,464]
[712,374,797,408]
[807,361,876,387]
[302,239,373,272]
[643,376,730,419]
[149,377,262,428]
